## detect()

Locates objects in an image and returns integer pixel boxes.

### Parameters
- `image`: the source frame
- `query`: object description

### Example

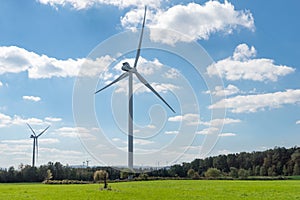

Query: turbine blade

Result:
[134,71,175,113]
[133,6,147,68]
[37,125,50,137]
[95,72,128,94]
[27,123,36,136]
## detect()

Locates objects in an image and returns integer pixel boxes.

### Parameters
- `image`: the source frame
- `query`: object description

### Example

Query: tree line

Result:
[0,146,299,182]
[0,162,120,183]
[150,146,300,178]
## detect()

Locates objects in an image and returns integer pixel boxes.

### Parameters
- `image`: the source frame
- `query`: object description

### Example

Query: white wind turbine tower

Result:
[27,123,50,167]
[95,6,175,170]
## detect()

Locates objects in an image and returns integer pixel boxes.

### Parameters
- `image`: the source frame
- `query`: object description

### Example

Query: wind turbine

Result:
[86,160,90,167]
[27,123,50,167]
[95,6,175,170]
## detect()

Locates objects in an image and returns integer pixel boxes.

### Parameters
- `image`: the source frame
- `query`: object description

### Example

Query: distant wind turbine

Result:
[86,160,90,167]
[95,6,175,170]
[27,123,50,167]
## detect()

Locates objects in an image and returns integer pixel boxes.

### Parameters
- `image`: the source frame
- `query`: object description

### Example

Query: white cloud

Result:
[38,0,161,10]
[0,113,47,127]
[200,118,241,126]
[2,138,59,145]
[0,113,12,127]
[196,128,236,137]
[38,1,253,45]
[296,120,300,125]
[147,124,156,129]
[196,118,240,139]
[136,82,179,94]
[13,116,45,125]
[134,139,154,145]
[210,89,300,113]
[233,43,256,61]
[0,81,2,87]
[54,126,96,139]
[39,147,82,156]
[45,117,62,122]
[196,127,219,135]
[164,68,180,79]
[0,46,114,79]
[168,113,199,125]
[168,115,240,127]
[207,44,295,81]
[165,130,178,135]
[112,137,122,142]
[206,84,240,97]
[147,1,254,45]
[23,95,41,102]
[217,149,233,155]
[219,132,236,137]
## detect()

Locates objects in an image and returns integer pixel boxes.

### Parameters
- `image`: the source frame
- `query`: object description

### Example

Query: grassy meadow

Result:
[0,180,299,200]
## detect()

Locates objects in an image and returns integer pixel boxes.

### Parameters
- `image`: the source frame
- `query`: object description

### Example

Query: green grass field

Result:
[0,180,299,200]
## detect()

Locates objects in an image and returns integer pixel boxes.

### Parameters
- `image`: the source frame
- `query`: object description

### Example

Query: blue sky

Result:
[0,0,300,168]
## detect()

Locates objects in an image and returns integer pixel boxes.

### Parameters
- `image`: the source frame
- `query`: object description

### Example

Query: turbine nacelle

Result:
[30,135,35,138]
[121,62,133,72]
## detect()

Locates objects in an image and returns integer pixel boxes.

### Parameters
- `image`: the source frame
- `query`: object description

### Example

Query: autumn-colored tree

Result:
[94,170,109,189]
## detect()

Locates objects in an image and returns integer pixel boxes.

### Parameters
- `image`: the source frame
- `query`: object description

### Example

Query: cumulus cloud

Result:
[0,113,46,127]
[45,117,62,122]
[296,120,300,125]
[147,1,254,44]
[164,68,180,79]
[206,84,240,97]
[195,117,240,139]
[210,89,300,113]
[0,113,12,127]
[121,1,254,44]
[2,138,59,145]
[165,130,179,135]
[196,128,236,137]
[134,139,154,145]
[112,137,121,142]
[196,127,219,135]
[219,132,236,137]
[22,95,41,102]
[168,113,199,125]
[168,114,241,127]
[0,46,114,79]
[0,113,62,128]
[200,118,241,126]
[38,0,161,10]
[207,44,295,81]
[0,81,3,87]
[38,1,254,45]
[54,127,97,139]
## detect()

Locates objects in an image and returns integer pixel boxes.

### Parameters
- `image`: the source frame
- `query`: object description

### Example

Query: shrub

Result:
[229,167,239,178]
[238,169,249,179]
[204,168,221,178]
[138,173,149,180]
